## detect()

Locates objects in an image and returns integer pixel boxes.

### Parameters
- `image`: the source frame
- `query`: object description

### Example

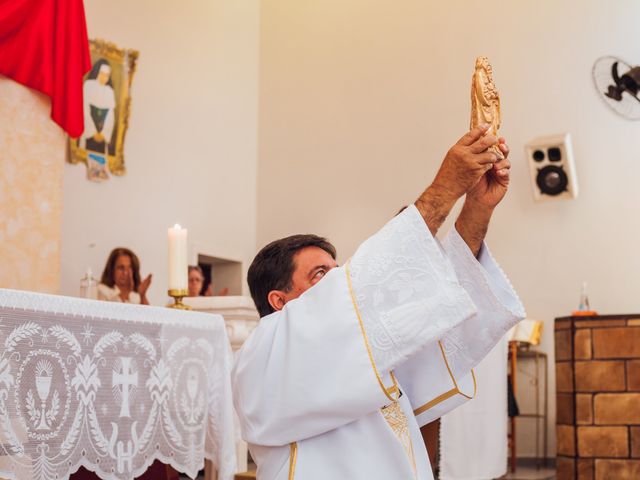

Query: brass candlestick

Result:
[167,289,191,310]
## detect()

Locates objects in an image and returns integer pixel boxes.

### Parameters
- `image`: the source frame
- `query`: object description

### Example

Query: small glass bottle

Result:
[578,281,590,312]
[80,268,98,300]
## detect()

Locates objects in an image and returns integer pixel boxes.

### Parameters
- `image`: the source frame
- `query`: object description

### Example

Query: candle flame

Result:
[173,224,182,230]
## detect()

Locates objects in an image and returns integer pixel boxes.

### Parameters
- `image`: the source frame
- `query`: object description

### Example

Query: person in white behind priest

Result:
[233,123,525,480]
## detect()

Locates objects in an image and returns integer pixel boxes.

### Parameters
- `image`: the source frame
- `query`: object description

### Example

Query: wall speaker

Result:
[525,133,578,201]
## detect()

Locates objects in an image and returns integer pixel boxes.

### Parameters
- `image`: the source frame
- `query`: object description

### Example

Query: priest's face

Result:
[268,246,337,312]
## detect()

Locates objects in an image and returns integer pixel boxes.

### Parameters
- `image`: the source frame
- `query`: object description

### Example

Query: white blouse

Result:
[97,283,141,304]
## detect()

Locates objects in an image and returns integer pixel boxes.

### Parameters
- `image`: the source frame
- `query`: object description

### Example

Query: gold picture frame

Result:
[68,39,139,180]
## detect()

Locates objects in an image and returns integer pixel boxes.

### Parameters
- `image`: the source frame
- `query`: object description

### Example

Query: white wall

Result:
[61,0,260,305]
[257,0,640,456]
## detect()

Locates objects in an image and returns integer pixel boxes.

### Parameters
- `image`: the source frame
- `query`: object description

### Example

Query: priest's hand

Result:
[432,124,500,201]
[415,124,499,236]
[465,138,510,210]
[455,139,510,256]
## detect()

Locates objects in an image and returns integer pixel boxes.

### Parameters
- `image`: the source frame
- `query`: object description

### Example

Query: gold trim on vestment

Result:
[381,399,417,476]
[438,340,476,400]
[344,261,415,472]
[288,442,297,480]
[413,388,459,416]
[412,341,477,416]
[344,261,399,402]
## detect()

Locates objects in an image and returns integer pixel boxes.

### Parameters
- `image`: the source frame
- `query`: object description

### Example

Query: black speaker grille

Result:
[536,165,568,196]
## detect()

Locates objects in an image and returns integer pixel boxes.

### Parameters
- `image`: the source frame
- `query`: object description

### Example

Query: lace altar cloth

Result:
[0,289,236,480]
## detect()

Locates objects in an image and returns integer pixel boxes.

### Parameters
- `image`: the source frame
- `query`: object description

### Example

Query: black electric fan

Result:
[592,55,640,120]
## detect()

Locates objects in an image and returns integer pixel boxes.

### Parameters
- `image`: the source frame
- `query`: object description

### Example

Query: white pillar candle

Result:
[168,224,188,291]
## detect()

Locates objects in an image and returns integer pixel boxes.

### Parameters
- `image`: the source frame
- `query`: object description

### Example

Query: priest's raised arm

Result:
[232,124,525,480]
[394,227,525,427]
[396,144,526,427]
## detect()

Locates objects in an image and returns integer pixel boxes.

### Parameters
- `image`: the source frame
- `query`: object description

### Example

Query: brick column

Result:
[555,315,640,480]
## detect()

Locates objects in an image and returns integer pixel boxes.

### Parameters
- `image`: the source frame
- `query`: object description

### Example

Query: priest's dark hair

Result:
[101,247,142,291]
[248,234,337,317]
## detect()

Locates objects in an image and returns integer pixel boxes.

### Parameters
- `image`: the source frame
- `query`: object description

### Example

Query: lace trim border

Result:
[0,288,225,331]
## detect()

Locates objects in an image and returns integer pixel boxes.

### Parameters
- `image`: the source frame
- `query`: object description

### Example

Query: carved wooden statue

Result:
[471,56,504,159]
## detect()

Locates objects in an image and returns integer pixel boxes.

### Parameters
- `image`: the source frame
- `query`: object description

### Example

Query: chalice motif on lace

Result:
[16,349,71,441]
[31,359,58,430]
[175,360,206,432]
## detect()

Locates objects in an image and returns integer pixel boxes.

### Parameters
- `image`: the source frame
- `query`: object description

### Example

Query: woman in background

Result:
[98,247,152,304]
[188,265,207,297]
[188,265,229,297]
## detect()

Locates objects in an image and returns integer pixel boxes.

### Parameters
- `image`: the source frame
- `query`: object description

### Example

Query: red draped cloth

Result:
[0,0,91,137]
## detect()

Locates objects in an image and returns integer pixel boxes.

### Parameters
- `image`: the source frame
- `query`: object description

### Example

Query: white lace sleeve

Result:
[348,205,476,376]
[438,227,526,380]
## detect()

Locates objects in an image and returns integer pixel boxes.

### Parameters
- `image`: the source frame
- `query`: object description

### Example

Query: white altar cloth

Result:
[0,289,236,480]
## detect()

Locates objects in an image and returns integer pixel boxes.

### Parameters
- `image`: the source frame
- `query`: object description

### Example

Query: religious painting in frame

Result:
[68,39,139,181]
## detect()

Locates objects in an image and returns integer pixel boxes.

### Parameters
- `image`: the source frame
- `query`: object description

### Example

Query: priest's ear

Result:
[267,290,287,312]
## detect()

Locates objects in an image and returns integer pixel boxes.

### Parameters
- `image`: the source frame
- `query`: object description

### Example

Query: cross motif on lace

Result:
[113,357,137,418]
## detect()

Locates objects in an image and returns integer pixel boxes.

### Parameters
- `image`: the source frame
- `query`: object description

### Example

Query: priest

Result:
[233,123,525,479]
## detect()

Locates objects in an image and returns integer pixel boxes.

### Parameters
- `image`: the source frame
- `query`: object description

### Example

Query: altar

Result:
[184,295,260,474]
[0,289,237,480]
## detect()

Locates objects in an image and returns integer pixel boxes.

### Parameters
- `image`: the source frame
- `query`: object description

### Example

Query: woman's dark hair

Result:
[101,248,141,291]
[87,59,114,87]
[248,234,337,318]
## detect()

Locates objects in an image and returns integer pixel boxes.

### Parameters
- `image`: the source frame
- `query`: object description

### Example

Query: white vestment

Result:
[233,205,525,480]
[439,336,509,480]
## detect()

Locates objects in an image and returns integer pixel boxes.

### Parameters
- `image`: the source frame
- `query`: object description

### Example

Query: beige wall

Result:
[61,0,260,304]
[257,0,640,456]
[0,78,65,293]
